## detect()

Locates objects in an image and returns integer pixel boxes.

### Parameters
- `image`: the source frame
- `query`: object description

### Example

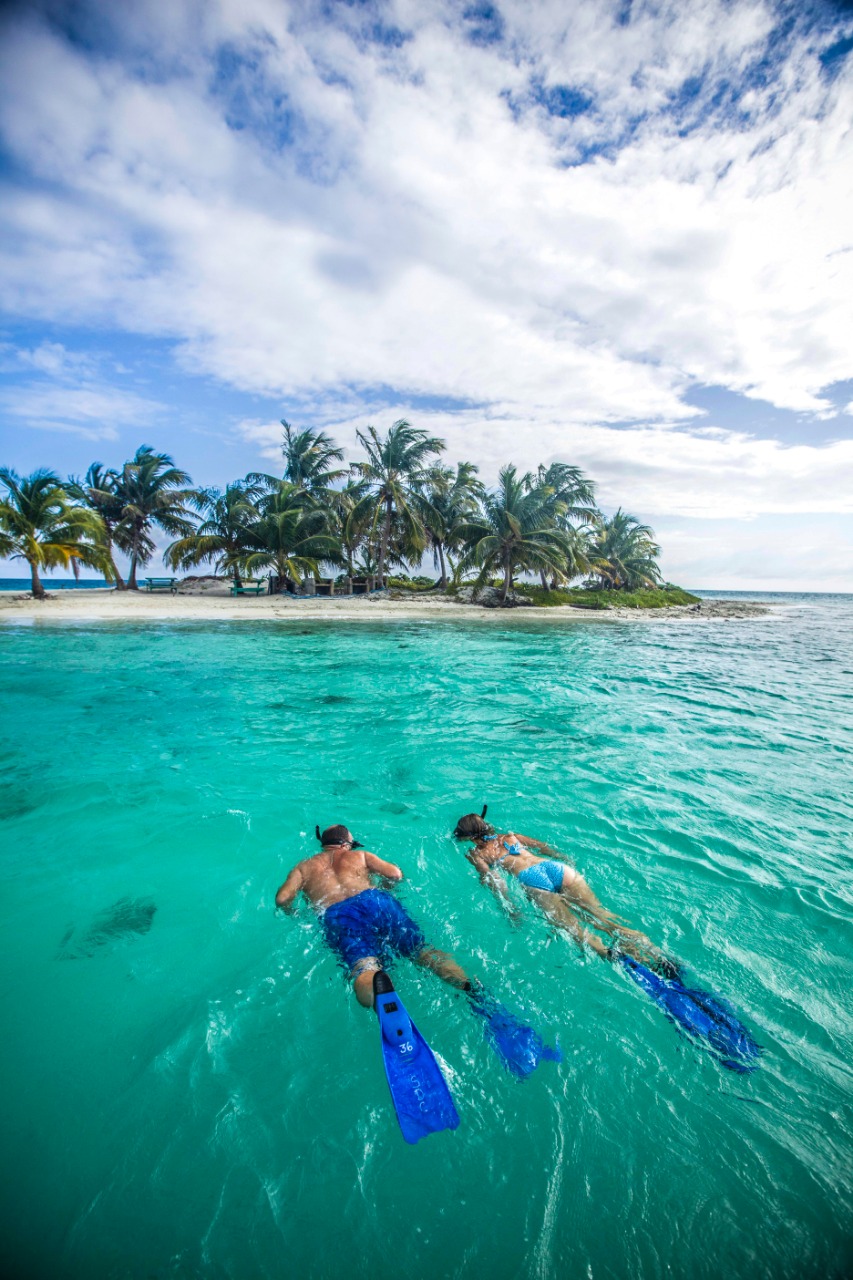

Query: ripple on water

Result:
[0,606,852,1278]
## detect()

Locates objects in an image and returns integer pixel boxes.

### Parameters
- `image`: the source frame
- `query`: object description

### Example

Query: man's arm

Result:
[275,865,304,911]
[364,850,403,883]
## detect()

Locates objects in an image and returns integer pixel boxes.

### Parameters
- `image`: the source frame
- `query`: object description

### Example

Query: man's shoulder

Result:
[293,851,323,873]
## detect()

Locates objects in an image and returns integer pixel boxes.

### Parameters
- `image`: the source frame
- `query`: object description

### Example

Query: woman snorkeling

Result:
[453,808,764,1073]
[453,807,674,975]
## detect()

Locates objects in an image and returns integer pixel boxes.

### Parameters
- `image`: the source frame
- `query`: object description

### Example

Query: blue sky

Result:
[1,0,852,589]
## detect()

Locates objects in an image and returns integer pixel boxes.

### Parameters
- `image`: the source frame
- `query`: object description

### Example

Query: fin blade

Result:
[374,976,459,1144]
[620,958,763,1072]
[471,990,561,1079]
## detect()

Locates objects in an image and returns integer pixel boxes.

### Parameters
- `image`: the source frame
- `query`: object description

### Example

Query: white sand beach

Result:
[0,583,773,625]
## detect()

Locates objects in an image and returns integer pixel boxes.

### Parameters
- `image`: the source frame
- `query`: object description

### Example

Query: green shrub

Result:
[515,584,701,609]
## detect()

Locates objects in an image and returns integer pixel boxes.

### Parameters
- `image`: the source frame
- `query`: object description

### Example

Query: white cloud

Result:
[0,0,850,420]
[260,400,851,518]
[0,381,164,442]
[0,0,851,586]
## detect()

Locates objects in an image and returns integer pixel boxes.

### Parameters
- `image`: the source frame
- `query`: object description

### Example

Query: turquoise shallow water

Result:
[1,601,852,1280]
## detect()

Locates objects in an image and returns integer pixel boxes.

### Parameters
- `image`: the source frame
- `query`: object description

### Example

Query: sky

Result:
[0,0,852,589]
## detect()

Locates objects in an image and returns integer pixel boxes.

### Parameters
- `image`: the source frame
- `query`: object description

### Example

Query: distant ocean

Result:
[0,578,110,591]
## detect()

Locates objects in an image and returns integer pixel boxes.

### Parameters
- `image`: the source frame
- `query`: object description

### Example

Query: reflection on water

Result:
[0,600,852,1279]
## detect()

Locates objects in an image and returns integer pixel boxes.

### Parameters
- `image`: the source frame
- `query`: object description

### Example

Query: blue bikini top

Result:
[494,839,524,863]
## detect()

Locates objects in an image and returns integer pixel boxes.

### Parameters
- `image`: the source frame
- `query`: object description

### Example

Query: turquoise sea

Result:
[1,597,851,1279]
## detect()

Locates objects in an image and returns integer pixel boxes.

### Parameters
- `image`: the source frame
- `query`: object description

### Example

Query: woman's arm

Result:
[466,850,521,921]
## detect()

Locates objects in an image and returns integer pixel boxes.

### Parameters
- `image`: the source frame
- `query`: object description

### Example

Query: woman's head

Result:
[453,806,492,841]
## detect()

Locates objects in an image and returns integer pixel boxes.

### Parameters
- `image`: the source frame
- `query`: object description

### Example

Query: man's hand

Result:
[275,865,303,911]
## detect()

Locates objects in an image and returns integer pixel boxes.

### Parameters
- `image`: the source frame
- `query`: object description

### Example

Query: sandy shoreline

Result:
[0,586,774,625]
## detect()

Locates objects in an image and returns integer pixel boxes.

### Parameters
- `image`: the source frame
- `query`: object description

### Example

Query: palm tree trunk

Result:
[106,534,126,590]
[29,558,46,600]
[437,541,447,589]
[501,559,512,602]
[539,569,549,591]
[127,530,140,590]
[377,497,392,586]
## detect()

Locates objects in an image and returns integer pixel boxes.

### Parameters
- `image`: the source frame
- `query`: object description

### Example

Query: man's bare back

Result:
[275,841,402,912]
[275,822,469,1008]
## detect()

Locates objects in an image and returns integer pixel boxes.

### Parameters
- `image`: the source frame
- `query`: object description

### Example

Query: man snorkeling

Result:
[453,807,673,974]
[275,823,470,1007]
[275,822,560,1092]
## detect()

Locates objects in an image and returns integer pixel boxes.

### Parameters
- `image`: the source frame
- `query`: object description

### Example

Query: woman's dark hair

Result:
[453,806,491,840]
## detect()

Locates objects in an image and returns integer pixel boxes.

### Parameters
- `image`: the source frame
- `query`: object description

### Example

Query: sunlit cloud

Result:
[0,0,851,585]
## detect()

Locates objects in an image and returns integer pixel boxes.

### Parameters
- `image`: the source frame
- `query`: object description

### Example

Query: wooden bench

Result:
[230,580,266,596]
[142,577,177,593]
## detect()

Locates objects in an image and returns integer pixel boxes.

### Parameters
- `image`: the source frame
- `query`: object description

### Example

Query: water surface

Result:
[1,601,851,1279]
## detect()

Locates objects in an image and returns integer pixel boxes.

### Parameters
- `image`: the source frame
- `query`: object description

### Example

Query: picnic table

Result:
[230,580,266,596]
[142,577,177,593]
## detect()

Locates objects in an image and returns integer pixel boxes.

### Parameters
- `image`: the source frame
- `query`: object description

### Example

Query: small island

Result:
[1,420,766,622]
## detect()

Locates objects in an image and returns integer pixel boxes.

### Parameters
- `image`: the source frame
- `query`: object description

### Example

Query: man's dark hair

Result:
[453,808,491,840]
[317,823,352,847]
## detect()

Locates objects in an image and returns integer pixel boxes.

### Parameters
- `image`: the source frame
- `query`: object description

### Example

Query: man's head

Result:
[453,806,492,841]
[316,823,356,848]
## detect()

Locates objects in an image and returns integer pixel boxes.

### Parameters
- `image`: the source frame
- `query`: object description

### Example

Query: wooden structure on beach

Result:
[266,575,380,596]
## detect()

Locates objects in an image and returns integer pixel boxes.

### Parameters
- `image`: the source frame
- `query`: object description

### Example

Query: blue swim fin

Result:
[620,956,763,1073]
[373,971,460,1144]
[469,986,561,1080]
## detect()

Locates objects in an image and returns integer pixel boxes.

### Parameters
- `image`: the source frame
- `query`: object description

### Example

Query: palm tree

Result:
[588,509,662,590]
[281,423,347,495]
[422,461,483,589]
[164,483,260,584]
[0,468,112,598]
[351,420,445,585]
[241,481,341,589]
[66,462,128,589]
[328,477,372,582]
[533,462,598,590]
[458,465,577,603]
[112,446,199,589]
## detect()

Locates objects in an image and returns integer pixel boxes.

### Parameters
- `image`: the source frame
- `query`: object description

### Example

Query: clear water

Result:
[1,601,851,1280]
[0,577,110,591]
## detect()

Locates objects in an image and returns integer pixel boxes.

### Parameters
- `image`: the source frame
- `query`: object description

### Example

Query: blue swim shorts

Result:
[322,889,426,971]
[517,859,566,893]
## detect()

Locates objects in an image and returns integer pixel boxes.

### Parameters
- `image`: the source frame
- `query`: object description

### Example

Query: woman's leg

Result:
[557,869,670,969]
[526,887,611,958]
[558,867,625,931]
